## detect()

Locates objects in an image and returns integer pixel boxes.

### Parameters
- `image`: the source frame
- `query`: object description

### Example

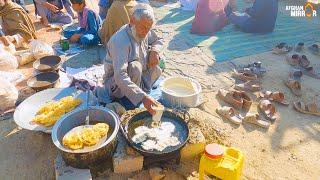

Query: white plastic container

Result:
[160,77,202,108]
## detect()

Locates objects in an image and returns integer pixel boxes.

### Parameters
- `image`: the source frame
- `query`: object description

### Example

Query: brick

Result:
[181,127,206,161]
[112,135,144,173]
[149,167,166,180]
[55,154,92,180]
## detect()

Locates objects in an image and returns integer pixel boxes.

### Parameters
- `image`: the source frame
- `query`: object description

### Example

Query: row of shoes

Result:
[272,42,320,55]
[216,62,283,129]
[268,42,320,116]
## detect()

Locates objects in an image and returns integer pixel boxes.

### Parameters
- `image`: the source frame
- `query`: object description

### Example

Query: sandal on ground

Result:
[235,81,261,92]
[239,91,253,110]
[272,42,292,54]
[243,113,270,128]
[289,68,303,81]
[259,100,278,122]
[217,89,252,110]
[259,91,289,106]
[232,69,258,81]
[293,101,320,117]
[294,42,304,52]
[308,44,320,55]
[286,54,300,66]
[216,106,243,124]
[302,66,320,79]
[238,61,266,77]
[284,78,302,96]
[299,55,310,68]
[218,89,243,108]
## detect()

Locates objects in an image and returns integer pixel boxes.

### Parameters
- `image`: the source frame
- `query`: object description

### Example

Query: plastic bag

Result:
[0,71,25,85]
[191,0,229,35]
[0,45,19,71]
[29,40,54,60]
[0,42,16,54]
[16,51,35,66]
[0,77,19,112]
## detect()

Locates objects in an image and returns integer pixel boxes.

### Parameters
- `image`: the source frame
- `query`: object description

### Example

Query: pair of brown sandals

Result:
[217,89,283,128]
[293,96,320,117]
[284,69,303,96]
[286,54,320,79]
[232,69,261,92]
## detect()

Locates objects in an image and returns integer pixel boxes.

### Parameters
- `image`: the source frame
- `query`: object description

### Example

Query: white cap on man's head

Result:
[132,3,155,22]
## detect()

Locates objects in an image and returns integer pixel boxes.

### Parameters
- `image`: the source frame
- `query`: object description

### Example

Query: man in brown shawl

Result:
[99,0,137,46]
[0,0,36,46]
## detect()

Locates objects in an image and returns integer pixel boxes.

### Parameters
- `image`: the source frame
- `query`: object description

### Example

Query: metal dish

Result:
[33,55,62,72]
[27,72,59,91]
[52,106,119,168]
[160,77,202,108]
[121,109,189,157]
[13,87,97,133]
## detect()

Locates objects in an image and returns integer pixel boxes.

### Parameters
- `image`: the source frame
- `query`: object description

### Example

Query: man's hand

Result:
[0,36,10,46]
[70,34,81,43]
[142,96,159,115]
[148,51,160,69]
[44,3,59,13]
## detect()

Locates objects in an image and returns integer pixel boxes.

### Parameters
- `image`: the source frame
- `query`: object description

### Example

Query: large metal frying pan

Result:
[121,109,190,157]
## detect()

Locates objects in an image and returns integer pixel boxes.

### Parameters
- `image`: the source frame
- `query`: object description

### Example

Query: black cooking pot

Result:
[120,109,190,157]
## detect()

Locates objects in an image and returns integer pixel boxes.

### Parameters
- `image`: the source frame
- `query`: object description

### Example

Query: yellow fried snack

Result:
[79,128,100,146]
[32,96,82,127]
[93,123,110,138]
[62,132,84,150]
[63,123,109,150]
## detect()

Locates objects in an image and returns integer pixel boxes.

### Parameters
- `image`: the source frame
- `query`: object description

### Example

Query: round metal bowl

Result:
[27,72,59,91]
[160,77,202,108]
[52,106,119,168]
[33,55,62,72]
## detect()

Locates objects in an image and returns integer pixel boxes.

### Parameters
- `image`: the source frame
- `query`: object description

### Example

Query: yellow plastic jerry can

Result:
[199,143,244,180]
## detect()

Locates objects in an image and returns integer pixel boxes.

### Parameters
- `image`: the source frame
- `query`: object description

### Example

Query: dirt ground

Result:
[0,1,319,180]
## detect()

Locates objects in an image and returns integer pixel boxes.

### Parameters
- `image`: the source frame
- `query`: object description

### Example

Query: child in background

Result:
[63,0,101,46]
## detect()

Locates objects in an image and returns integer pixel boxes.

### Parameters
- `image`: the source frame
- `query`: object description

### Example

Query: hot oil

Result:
[129,117,185,152]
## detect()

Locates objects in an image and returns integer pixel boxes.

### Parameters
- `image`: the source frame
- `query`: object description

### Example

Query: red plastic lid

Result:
[205,143,224,159]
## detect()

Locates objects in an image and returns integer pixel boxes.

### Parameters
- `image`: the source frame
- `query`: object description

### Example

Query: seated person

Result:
[98,0,111,20]
[63,0,101,46]
[99,0,137,46]
[97,3,163,114]
[34,0,73,26]
[0,0,36,45]
[226,0,278,33]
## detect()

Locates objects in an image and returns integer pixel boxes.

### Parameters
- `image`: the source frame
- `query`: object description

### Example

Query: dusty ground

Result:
[1,1,320,180]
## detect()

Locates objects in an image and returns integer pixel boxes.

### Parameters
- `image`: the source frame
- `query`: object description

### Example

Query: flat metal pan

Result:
[14,87,97,133]
[121,109,189,156]
[27,71,59,91]
[33,55,62,72]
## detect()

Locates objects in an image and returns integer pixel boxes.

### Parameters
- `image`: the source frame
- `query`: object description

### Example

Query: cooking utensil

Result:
[33,55,62,72]
[52,106,119,168]
[13,87,96,133]
[27,71,59,91]
[85,90,90,125]
[121,108,190,156]
[160,77,202,108]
